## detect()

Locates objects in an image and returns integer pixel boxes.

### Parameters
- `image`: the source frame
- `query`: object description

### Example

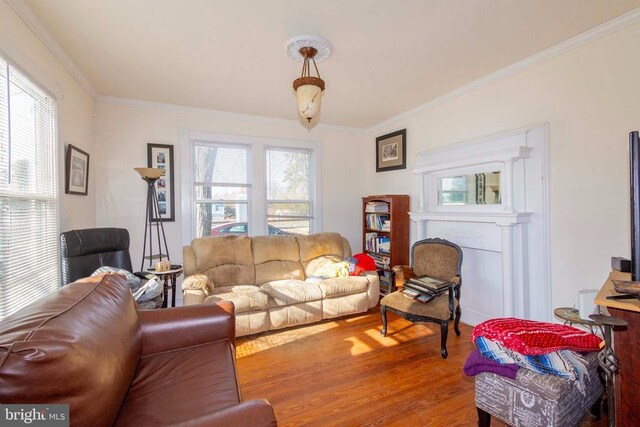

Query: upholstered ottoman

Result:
[475,352,603,427]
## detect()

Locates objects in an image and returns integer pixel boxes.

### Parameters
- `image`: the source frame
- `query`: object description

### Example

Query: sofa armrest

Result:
[175,399,277,427]
[361,270,379,282]
[137,301,235,357]
[182,274,213,305]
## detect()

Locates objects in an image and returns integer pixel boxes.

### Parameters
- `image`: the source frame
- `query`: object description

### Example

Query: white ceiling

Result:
[22,0,640,128]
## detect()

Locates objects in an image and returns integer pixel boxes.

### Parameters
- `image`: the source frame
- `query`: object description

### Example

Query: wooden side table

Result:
[145,265,183,308]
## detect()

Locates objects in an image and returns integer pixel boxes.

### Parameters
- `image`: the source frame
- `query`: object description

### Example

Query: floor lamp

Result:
[134,167,170,271]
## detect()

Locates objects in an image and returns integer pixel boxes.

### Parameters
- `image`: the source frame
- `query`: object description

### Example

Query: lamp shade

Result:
[293,76,325,122]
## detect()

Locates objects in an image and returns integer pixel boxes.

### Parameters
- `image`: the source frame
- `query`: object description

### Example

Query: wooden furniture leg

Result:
[170,273,178,307]
[380,305,388,336]
[161,276,169,308]
[440,321,449,359]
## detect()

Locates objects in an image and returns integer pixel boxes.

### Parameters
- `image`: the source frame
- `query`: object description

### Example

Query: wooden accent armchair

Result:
[386,238,463,357]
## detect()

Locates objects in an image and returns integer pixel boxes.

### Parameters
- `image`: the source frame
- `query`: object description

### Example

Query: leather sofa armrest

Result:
[137,301,235,357]
[175,399,277,427]
[181,274,213,305]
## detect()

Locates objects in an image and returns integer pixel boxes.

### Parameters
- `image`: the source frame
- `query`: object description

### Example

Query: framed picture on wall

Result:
[147,143,175,222]
[376,129,406,172]
[65,144,90,195]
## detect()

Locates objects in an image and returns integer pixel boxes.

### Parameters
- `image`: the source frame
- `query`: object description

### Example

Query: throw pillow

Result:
[351,253,377,276]
[471,317,603,355]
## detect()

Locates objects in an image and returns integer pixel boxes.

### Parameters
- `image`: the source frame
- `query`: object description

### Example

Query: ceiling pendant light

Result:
[286,36,331,124]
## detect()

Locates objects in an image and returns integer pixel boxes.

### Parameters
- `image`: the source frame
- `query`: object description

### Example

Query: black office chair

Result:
[60,228,164,308]
[60,228,134,285]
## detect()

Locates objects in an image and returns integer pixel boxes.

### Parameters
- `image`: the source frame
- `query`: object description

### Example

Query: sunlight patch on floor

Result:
[345,336,373,355]
[343,313,371,322]
[236,320,341,358]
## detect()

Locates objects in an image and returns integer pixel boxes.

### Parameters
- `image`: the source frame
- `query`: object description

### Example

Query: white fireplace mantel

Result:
[407,124,550,324]
[409,211,532,226]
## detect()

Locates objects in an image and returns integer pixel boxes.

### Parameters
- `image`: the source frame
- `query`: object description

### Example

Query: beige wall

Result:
[0,0,95,232]
[365,21,640,309]
[93,100,368,269]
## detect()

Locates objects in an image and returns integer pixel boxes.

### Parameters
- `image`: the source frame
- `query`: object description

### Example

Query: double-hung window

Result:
[0,56,58,319]
[192,142,251,238]
[266,147,313,235]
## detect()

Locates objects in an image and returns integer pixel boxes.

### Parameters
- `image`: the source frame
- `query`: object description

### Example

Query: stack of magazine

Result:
[402,275,450,304]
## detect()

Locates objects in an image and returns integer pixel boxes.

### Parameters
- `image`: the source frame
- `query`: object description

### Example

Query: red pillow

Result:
[351,253,377,276]
[471,317,603,355]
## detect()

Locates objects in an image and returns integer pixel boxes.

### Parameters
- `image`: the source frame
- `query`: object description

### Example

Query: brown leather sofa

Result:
[0,273,277,426]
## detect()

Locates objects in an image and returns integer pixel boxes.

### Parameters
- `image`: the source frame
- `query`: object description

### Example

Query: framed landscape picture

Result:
[147,143,175,222]
[376,129,406,172]
[65,144,89,195]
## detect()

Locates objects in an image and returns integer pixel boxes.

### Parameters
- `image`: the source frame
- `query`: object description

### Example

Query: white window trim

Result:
[180,130,322,246]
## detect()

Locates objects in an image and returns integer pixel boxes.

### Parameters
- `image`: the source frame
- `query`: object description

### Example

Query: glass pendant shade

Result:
[294,77,324,122]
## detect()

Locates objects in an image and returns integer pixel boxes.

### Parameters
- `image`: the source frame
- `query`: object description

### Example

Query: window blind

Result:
[0,56,58,319]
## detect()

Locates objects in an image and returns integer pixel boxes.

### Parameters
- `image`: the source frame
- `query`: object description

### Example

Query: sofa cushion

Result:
[0,273,141,427]
[297,232,349,277]
[204,286,269,313]
[315,276,370,298]
[115,340,240,426]
[253,235,304,285]
[191,236,255,287]
[260,279,323,307]
[269,300,322,330]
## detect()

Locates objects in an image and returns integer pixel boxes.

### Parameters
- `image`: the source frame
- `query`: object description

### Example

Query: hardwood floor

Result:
[236,309,606,426]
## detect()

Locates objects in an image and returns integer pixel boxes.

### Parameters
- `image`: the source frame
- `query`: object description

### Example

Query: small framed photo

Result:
[376,129,406,172]
[65,144,89,195]
[147,143,175,221]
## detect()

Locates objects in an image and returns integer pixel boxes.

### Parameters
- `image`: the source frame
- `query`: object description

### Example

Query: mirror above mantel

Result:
[438,171,501,206]
[412,144,531,213]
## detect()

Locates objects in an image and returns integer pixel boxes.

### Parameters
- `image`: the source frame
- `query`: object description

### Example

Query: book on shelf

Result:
[365,233,391,256]
[365,201,390,213]
[368,252,390,270]
[379,274,393,286]
[365,213,390,230]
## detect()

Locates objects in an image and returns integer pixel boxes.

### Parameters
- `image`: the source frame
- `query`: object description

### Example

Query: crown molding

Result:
[96,95,366,134]
[6,0,97,99]
[370,7,640,132]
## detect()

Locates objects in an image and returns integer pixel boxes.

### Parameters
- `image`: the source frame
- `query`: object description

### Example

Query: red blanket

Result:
[472,317,602,355]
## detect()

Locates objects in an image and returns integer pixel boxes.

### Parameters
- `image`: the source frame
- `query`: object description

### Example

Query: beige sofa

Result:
[182,232,380,336]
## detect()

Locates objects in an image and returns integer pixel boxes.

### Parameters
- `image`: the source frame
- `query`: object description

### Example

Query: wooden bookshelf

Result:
[362,195,410,295]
